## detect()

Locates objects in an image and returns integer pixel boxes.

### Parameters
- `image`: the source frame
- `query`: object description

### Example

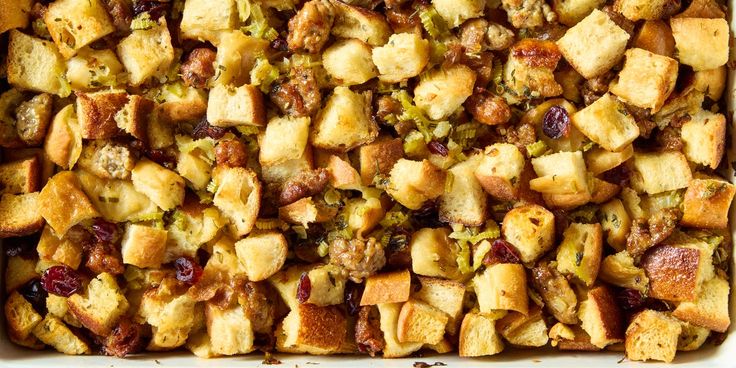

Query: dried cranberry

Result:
[4,235,38,258]
[41,265,82,297]
[483,239,522,266]
[192,118,227,139]
[616,288,645,312]
[344,281,364,316]
[145,148,177,169]
[91,219,117,244]
[18,279,48,314]
[270,37,289,52]
[427,140,449,157]
[132,0,170,19]
[296,272,311,304]
[600,165,630,187]
[542,105,571,139]
[174,257,203,286]
[411,201,444,228]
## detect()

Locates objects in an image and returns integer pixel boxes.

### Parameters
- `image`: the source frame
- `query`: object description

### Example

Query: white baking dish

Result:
[1,7,735,368]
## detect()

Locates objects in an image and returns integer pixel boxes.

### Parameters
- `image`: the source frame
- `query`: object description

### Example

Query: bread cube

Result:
[410,228,460,279]
[180,0,237,44]
[206,84,265,127]
[269,265,309,310]
[585,145,633,175]
[4,256,37,293]
[504,39,563,100]
[557,9,630,78]
[261,148,313,185]
[0,0,31,34]
[68,273,129,336]
[691,66,727,101]
[0,192,44,238]
[474,143,526,201]
[501,204,555,264]
[432,0,484,28]
[556,223,602,286]
[359,137,404,185]
[66,48,125,90]
[414,64,476,120]
[278,304,347,355]
[625,309,682,362]
[413,276,465,334]
[213,31,269,86]
[75,90,128,139]
[681,110,726,170]
[497,306,549,347]
[44,105,83,169]
[39,171,98,236]
[609,48,679,112]
[37,225,83,269]
[671,18,729,71]
[578,285,624,348]
[44,0,114,58]
[397,299,448,345]
[156,84,208,123]
[312,86,377,151]
[614,0,679,21]
[120,224,168,269]
[360,269,411,306]
[386,159,446,210]
[330,0,391,46]
[131,159,185,211]
[681,178,736,229]
[439,154,487,226]
[7,30,69,96]
[572,94,639,151]
[322,39,377,86]
[630,151,692,194]
[632,20,676,57]
[599,251,649,292]
[304,265,346,307]
[279,197,337,227]
[213,167,261,237]
[530,151,589,196]
[32,315,91,355]
[377,303,423,358]
[552,0,605,26]
[641,244,712,302]
[138,289,197,350]
[673,276,730,333]
[205,303,254,355]
[234,232,287,282]
[259,116,310,166]
[458,312,504,357]
[75,169,160,223]
[5,291,42,340]
[116,19,174,86]
[677,322,710,351]
[372,33,429,83]
[325,155,361,190]
[186,331,217,358]
[473,263,528,315]
[549,323,600,351]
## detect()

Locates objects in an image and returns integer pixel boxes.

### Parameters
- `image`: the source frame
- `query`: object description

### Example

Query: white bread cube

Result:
[7,30,69,96]
[156,84,208,123]
[205,303,254,355]
[474,143,526,201]
[397,299,448,345]
[5,291,42,340]
[66,48,125,90]
[361,269,411,306]
[44,0,114,59]
[312,86,378,151]
[691,66,727,101]
[673,276,730,333]
[75,169,159,223]
[614,0,680,21]
[502,204,555,264]
[0,0,31,34]
[578,285,624,348]
[138,288,197,350]
[681,178,736,229]
[0,192,44,238]
[377,303,423,358]
[625,309,681,362]
[600,251,649,292]
[269,265,309,310]
[372,33,429,83]
[557,9,630,79]
[585,145,633,175]
[176,150,211,191]
[32,315,91,355]
[260,116,310,166]
[410,228,460,279]
[556,223,603,286]
[261,148,313,185]
[496,306,549,347]
[277,304,347,355]
[599,199,632,252]
[330,0,391,46]
[414,64,476,120]
[386,159,446,210]
[641,242,713,302]
[67,273,129,336]
[552,0,606,26]
[131,159,186,211]
[671,18,729,71]
[213,167,261,237]
[234,232,287,282]
[116,19,174,86]
[4,256,37,293]
[180,0,237,44]
[630,151,692,194]
[473,263,528,315]
[279,196,337,227]
[530,151,589,196]
[206,84,265,127]
[609,48,679,112]
[432,0,484,28]
[39,171,99,236]
[304,265,346,307]
[37,225,82,269]
[504,39,563,100]
[213,31,269,87]
[681,110,726,169]
[44,105,82,169]
[572,93,639,151]
[439,154,487,226]
[121,224,168,269]
[458,312,504,357]
[322,39,377,86]
[413,276,465,334]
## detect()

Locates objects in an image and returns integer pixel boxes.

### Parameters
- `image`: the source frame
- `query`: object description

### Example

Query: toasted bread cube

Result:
[673,277,730,333]
[260,116,310,166]
[234,232,287,282]
[131,159,185,211]
[0,193,44,238]
[556,223,602,286]
[439,154,487,226]
[322,39,377,86]
[206,84,265,128]
[585,145,633,175]
[579,285,624,348]
[625,309,681,362]
[671,18,729,71]
[32,315,91,355]
[497,306,549,347]
[138,288,197,350]
[213,31,269,86]
[4,256,37,293]
[0,0,31,34]
[387,159,446,210]
[116,19,174,86]
[590,178,619,204]
[502,204,555,264]
[572,93,639,151]
[681,110,726,170]
[632,19,676,57]
[75,169,160,223]
[75,90,128,139]
[677,322,710,351]
[631,151,692,194]
[278,304,347,355]
[599,251,648,293]
[66,48,125,90]
[691,66,726,101]
[67,273,128,336]
[312,87,377,151]
[39,171,98,236]
[361,269,411,306]
[44,0,114,59]
[550,323,601,351]
[413,276,465,334]
[269,265,308,310]
[262,147,314,185]
[681,178,735,229]
[552,0,605,26]
[7,30,69,96]
[458,312,504,357]
[432,0,484,28]
[614,0,679,21]
[641,244,712,302]
[279,197,337,227]
[180,0,236,44]
[176,151,211,191]
[530,151,589,196]
[156,84,208,123]
[557,9,630,79]
[372,33,429,83]
[474,143,526,201]
[397,299,448,345]
[37,225,83,269]
[213,167,261,237]
[205,303,254,355]
[474,263,528,315]
[44,105,82,169]
[330,0,391,46]
[609,48,678,112]
[415,64,476,120]
[504,39,563,100]
[359,137,404,185]
[377,303,423,358]
[120,224,168,269]
[5,291,42,340]
[410,228,461,279]
[304,265,346,307]
[325,155,361,190]
[186,331,217,358]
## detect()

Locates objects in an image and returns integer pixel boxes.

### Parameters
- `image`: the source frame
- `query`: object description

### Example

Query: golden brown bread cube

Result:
[549,323,601,351]
[39,171,99,236]
[680,110,726,170]
[609,48,679,113]
[501,204,555,264]
[410,228,461,279]
[0,192,44,238]
[67,272,129,336]
[234,231,288,282]
[304,265,346,307]
[458,312,504,357]
[330,0,391,46]
[206,84,266,128]
[212,167,261,238]
[325,155,361,190]
[552,0,606,26]
[0,0,31,34]
[386,159,446,210]
[473,263,528,315]
[632,20,675,57]
[259,116,310,167]
[503,39,563,101]
[578,285,624,349]
[5,291,42,340]
[131,159,186,211]
[358,137,403,186]
[0,157,40,195]
[414,64,476,120]
[311,87,378,152]
[625,309,682,363]
[372,33,429,83]
[37,225,83,269]
[474,143,526,201]
[530,151,589,197]
[377,302,423,358]
[496,306,549,347]
[439,154,487,226]
[556,223,603,286]
[630,151,692,195]
[412,276,465,334]
[180,0,237,44]
[360,269,411,306]
[672,276,731,333]
[671,17,729,71]
[614,0,680,21]
[6,30,70,96]
[322,39,377,86]
[279,197,337,227]
[116,18,175,86]
[75,90,129,139]
[598,251,649,293]
[4,256,37,293]
[32,315,91,355]
[120,224,168,269]
[44,105,83,170]
[66,48,125,91]
[277,303,347,355]
[396,299,449,345]
[681,178,735,229]
[677,322,710,351]
[571,93,640,151]
[204,302,255,356]
[44,0,115,59]
[599,198,632,252]
[641,244,712,302]
[212,31,268,87]
[139,287,198,350]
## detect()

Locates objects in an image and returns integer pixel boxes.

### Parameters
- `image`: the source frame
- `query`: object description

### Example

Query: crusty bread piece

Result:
[44,105,83,169]
[359,137,404,185]
[625,309,682,363]
[0,156,40,195]
[279,197,337,227]
[185,330,217,358]
[75,90,128,139]
[579,285,624,349]
[0,0,31,34]
[439,154,487,226]
[641,243,711,302]
[206,84,265,128]
[397,299,449,345]
[304,265,346,307]
[630,151,692,195]
[530,151,589,196]
[410,227,461,279]
[474,143,526,201]
[213,31,269,87]
[473,263,528,315]
[372,33,429,83]
[330,0,391,46]
[433,0,484,28]
[37,225,83,269]
[5,291,42,340]
[681,178,735,229]
[681,110,726,170]
[7,30,69,96]
[67,273,129,336]
[234,231,288,282]
[501,204,555,264]
[180,0,237,45]
[377,303,423,358]
[691,66,726,101]
[497,306,549,347]
[504,39,563,100]
[609,48,678,113]
[387,159,446,210]
[277,303,347,355]
[572,93,639,151]
[46,294,81,328]
[589,178,619,204]
[458,312,504,357]
[0,192,44,238]
[3,148,55,186]
[213,166,261,238]
[156,84,208,123]
[32,315,91,355]
[322,39,377,86]
[259,116,310,166]
[614,0,679,21]
[120,224,168,269]
[205,302,254,356]
[138,286,198,350]
[262,147,314,185]
[116,18,174,86]
[131,159,186,211]
[414,64,476,120]
[632,19,676,57]
[552,0,605,26]
[361,269,411,306]
[585,145,633,176]
[556,223,603,286]
[114,95,153,142]
[671,17,729,71]
[4,256,37,293]
[599,198,632,252]
[549,322,601,351]
[672,276,730,333]
[44,0,114,59]
[325,155,362,190]
[413,276,465,334]
[599,251,648,293]
[677,322,710,351]
[312,87,378,152]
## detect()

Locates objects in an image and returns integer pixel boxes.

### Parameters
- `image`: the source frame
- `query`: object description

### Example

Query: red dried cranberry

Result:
[192,118,227,139]
[174,257,203,286]
[146,148,177,169]
[19,279,48,314]
[542,105,571,139]
[296,272,311,304]
[270,37,289,52]
[91,219,117,244]
[427,140,449,157]
[41,265,82,297]
[616,288,645,312]
[483,239,522,266]
[344,281,364,316]
[132,0,170,19]
[600,165,631,187]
